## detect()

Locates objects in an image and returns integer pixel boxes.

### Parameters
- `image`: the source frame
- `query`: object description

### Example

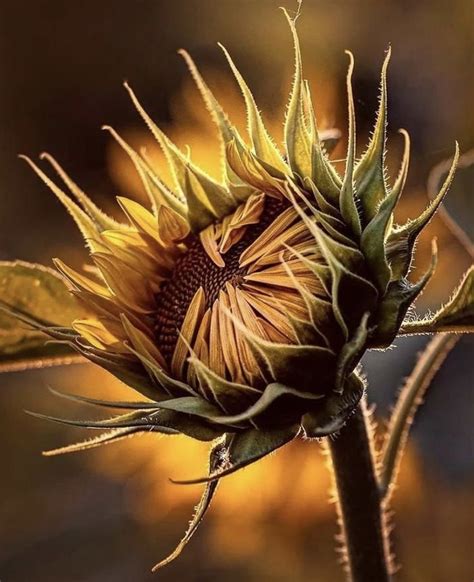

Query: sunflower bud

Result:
[0,9,463,569]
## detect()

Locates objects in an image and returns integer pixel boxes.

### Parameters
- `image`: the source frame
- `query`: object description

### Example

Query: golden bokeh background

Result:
[0,1,472,580]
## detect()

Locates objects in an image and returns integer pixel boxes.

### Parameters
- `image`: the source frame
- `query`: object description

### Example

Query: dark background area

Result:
[0,1,473,580]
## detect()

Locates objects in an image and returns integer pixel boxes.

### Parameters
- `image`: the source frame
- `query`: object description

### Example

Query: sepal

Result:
[152,438,229,571]
[172,424,300,485]
[29,404,223,442]
[302,373,364,437]
[386,144,459,279]
[335,313,369,392]
[339,51,362,237]
[43,427,146,457]
[209,382,324,426]
[368,240,438,347]
[354,48,390,224]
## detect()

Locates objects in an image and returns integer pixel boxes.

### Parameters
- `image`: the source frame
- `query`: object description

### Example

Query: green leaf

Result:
[40,152,123,231]
[172,424,300,485]
[0,261,88,372]
[400,266,474,335]
[247,339,337,394]
[178,49,255,198]
[73,344,158,399]
[148,395,225,421]
[102,125,187,216]
[289,197,377,339]
[126,345,199,398]
[25,408,165,430]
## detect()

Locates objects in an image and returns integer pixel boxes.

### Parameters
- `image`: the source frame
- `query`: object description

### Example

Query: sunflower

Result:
[1,9,462,570]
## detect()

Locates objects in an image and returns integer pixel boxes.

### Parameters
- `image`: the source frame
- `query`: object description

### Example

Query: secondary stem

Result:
[380,333,458,499]
[329,398,391,582]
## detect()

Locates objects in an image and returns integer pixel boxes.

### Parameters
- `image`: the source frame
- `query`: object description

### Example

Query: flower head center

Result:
[154,195,289,363]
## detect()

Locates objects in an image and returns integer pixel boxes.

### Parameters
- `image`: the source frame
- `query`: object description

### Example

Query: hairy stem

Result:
[329,398,391,582]
[380,333,459,499]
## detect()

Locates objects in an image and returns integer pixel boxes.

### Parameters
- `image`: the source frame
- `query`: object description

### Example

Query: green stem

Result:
[380,333,458,499]
[329,399,391,582]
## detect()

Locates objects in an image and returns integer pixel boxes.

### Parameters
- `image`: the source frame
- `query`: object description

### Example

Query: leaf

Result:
[152,438,229,571]
[0,261,88,372]
[147,395,225,421]
[102,125,187,216]
[25,408,164,430]
[172,424,300,485]
[400,266,474,335]
[126,344,199,398]
[40,153,122,231]
[246,335,336,394]
[72,344,158,400]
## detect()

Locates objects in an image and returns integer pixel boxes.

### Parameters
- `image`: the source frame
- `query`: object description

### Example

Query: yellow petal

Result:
[157,205,190,243]
[171,287,206,378]
[121,314,167,370]
[117,196,160,242]
[199,225,225,268]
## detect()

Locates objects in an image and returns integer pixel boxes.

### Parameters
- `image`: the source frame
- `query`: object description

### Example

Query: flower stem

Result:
[380,333,458,499]
[329,398,391,582]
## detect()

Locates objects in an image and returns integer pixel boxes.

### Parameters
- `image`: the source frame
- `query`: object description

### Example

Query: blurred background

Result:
[0,0,473,580]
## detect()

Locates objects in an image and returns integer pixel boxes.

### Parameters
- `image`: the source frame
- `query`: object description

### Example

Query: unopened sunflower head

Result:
[3,9,462,570]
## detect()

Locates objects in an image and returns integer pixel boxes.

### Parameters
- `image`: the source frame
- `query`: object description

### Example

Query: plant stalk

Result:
[329,398,391,582]
[380,333,459,499]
